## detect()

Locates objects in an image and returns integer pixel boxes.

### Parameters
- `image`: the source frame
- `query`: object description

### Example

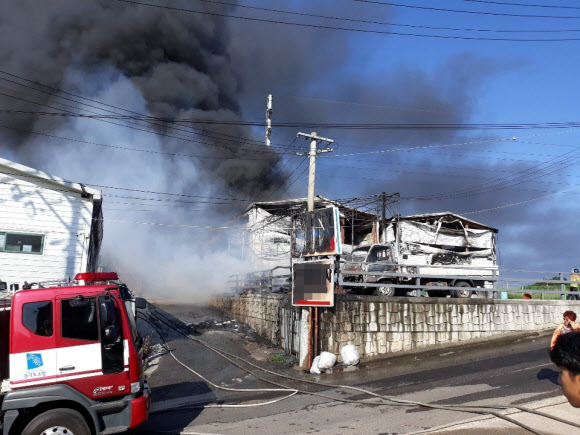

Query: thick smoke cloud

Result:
[0,0,286,198]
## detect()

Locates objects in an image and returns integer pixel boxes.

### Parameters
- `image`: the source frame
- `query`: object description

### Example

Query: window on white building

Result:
[0,231,44,254]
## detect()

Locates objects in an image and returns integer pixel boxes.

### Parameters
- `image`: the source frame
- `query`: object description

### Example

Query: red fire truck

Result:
[0,272,150,435]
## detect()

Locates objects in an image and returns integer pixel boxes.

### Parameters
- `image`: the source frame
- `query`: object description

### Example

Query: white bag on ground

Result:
[317,351,337,370]
[340,344,360,366]
[310,356,321,374]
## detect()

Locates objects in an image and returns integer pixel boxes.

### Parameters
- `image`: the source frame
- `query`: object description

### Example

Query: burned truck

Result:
[342,212,499,298]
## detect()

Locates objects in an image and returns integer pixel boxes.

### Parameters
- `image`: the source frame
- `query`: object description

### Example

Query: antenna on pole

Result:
[265,94,273,146]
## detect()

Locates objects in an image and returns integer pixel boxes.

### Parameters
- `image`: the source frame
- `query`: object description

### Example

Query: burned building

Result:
[232,196,380,270]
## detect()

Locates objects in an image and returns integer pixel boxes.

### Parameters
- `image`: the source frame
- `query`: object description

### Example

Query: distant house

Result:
[0,156,103,290]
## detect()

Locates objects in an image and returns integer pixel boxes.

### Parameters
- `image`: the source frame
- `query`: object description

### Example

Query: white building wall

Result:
[246,207,292,271]
[0,168,93,288]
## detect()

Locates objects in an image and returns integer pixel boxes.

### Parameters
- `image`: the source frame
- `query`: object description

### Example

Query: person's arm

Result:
[551,325,563,349]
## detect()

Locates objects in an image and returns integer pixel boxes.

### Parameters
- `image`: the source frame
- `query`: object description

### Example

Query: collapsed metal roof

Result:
[388,212,498,232]
[245,195,378,221]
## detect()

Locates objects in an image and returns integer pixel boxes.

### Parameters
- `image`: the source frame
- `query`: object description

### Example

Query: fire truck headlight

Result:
[131,381,141,394]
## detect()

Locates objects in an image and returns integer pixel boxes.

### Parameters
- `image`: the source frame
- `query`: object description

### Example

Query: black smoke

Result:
[0,0,283,201]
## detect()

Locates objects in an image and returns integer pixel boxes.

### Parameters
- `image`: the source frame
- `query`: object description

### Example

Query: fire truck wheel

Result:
[22,408,90,435]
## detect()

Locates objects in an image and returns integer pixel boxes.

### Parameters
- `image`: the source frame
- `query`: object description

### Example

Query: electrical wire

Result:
[406,145,580,201]
[242,137,301,202]
[113,0,580,41]
[353,0,580,19]
[8,108,580,129]
[195,0,580,34]
[462,0,580,11]
[461,185,580,215]
[263,159,307,201]
[0,90,291,156]
[0,123,285,161]
[0,70,290,150]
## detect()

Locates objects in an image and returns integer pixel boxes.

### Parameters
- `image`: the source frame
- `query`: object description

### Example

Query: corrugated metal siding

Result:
[0,170,93,287]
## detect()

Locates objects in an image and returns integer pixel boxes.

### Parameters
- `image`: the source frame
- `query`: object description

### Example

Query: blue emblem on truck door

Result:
[26,353,43,370]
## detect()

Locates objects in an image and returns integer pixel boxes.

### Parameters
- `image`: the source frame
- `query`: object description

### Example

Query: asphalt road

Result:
[132,303,577,435]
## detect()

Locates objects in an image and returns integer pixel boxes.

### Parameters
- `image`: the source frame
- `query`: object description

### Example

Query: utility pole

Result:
[296,132,334,212]
[381,192,387,243]
[265,94,273,146]
[295,131,334,369]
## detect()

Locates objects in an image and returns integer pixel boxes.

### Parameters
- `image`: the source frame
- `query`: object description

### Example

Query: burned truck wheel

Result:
[373,282,396,297]
[451,281,472,299]
[22,408,91,435]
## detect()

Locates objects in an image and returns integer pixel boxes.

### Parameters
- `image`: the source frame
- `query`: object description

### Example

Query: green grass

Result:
[506,284,572,300]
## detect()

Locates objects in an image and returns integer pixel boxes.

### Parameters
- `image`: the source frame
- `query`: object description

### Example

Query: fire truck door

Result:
[55,295,129,399]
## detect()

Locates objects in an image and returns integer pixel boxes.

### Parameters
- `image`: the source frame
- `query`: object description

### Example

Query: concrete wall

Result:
[211,294,580,360]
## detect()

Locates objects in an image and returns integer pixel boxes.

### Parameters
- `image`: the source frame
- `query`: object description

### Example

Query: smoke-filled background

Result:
[1,0,579,297]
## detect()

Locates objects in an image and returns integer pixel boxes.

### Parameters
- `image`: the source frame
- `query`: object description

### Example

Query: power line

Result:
[318,163,580,196]
[242,137,300,201]
[272,162,310,200]
[5,109,580,130]
[405,145,580,201]
[0,123,290,161]
[113,0,580,41]
[196,0,580,33]
[462,0,580,11]
[0,169,251,205]
[0,69,279,149]
[101,218,241,230]
[353,0,580,19]
[0,89,295,155]
[329,130,580,158]
[264,159,307,200]
[461,186,580,216]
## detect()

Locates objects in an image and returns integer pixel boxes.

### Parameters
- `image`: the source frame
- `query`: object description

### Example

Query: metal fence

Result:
[230,262,580,300]
[231,266,291,294]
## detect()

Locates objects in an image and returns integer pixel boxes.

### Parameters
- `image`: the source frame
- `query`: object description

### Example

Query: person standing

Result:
[569,269,580,301]
[551,311,580,350]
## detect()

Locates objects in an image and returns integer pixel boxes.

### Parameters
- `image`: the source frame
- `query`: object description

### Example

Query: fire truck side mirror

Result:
[134,297,147,310]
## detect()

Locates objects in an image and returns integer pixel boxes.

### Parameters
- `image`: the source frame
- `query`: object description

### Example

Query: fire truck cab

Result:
[0,272,150,435]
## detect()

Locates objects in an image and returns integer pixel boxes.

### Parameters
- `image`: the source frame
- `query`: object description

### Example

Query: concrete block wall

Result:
[211,294,580,360]
[211,294,287,344]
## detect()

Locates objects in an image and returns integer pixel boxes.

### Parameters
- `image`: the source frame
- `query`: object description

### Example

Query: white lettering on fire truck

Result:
[93,385,114,396]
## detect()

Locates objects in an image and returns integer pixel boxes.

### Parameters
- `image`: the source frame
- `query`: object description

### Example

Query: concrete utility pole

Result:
[296,132,334,212]
[265,94,273,146]
[381,192,387,243]
[295,132,334,369]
